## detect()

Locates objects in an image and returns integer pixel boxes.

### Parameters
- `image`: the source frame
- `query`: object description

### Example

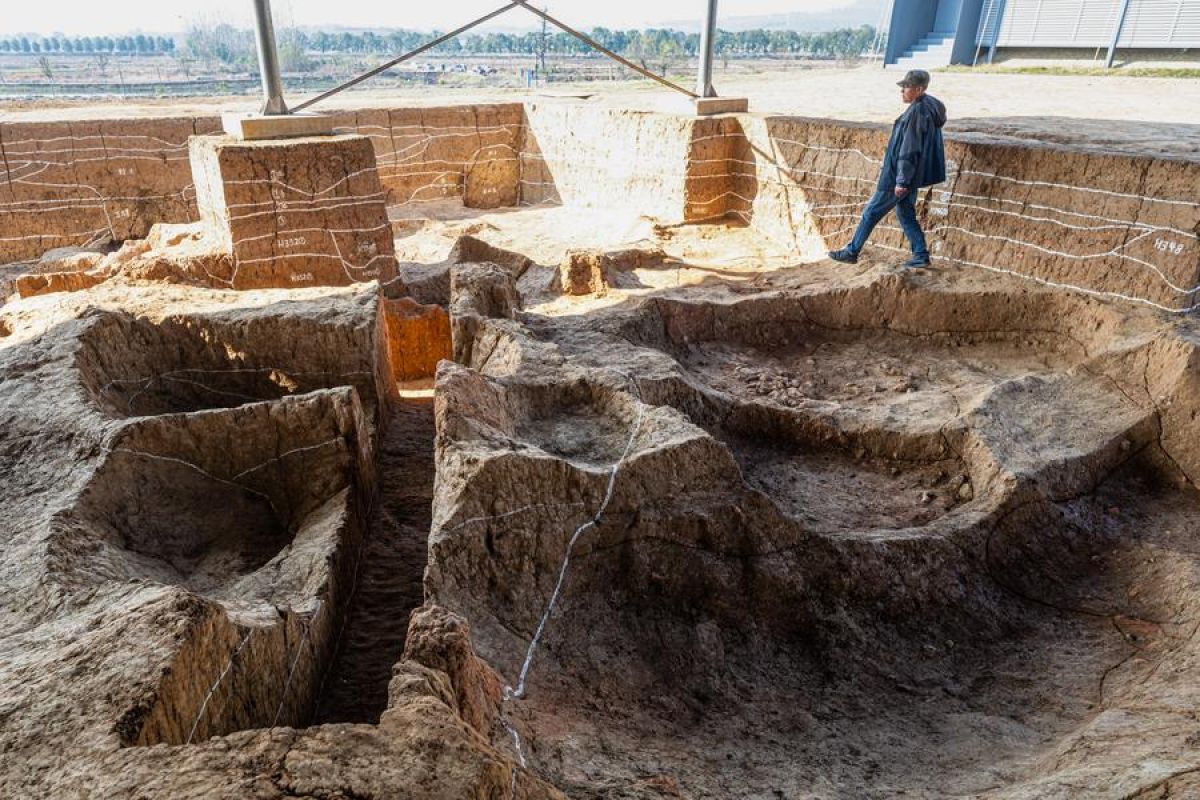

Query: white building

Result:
[885,0,1200,69]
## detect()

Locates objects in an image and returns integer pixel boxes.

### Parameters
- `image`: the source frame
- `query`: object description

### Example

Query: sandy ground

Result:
[3,65,1198,132]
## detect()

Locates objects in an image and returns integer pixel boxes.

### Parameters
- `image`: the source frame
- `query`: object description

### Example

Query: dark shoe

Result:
[901,255,931,269]
[828,248,858,264]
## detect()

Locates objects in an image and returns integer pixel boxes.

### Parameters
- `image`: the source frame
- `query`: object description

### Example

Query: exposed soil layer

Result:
[314,397,435,725]
[429,242,1200,799]
[3,101,1200,799]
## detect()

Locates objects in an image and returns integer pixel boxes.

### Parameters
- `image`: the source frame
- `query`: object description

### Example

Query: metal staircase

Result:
[889,31,958,69]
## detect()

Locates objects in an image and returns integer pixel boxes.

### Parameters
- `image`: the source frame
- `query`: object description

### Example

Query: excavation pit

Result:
[679,330,1084,415]
[75,306,385,420]
[724,433,972,533]
[76,449,290,598]
[515,393,642,469]
[3,101,1200,799]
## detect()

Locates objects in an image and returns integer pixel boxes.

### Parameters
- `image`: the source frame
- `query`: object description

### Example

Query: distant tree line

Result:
[3,25,878,68]
[0,35,175,54]
[177,24,878,68]
[296,25,879,62]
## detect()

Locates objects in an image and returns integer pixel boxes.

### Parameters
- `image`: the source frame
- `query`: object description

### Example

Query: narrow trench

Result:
[312,397,435,725]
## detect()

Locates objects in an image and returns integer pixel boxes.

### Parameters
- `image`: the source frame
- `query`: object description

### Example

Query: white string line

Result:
[332,121,520,173]
[150,376,265,407]
[224,193,388,215]
[710,140,1200,214]
[667,147,1200,302]
[685,157,1200,239]
[186,628,254,745]
[371,133,518,163]
[939,188,1200,238]
[271,599,325,728]
[0,188,192,209]
[222,165,382,198]
[377,145,519,172]
[934,253,1200,314]
[231,220,393,248]
[232,438,343,480]
[109,447,277,506]
[504,393,647,702]
[959,167,1199,207]
[492,375,649,778]
[746,133,1198,207]
[8,153,191,167]
[935,195,1198,238]
[379,148,519,173]
[929,225,1200,295]
[810,207,1185,280]
[0,227,111,243]
[232,250,392,270]
[99,365,373,415]
[2,132,191,148]
[442,501,590,534]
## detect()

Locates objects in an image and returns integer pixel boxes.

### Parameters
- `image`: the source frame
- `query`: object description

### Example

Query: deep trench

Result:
[312,397,435,724]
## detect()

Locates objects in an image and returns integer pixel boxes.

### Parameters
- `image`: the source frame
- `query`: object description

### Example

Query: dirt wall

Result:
[0,104,523,265]
[329,104,523,209]
[518,104,698,221]
[0,116,221,264]
[727,116,1200,312]
[4,103,1197,311]
[514,105,1199,312]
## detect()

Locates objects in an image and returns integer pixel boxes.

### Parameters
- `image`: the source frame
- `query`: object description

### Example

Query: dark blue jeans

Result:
[846,188,928,258]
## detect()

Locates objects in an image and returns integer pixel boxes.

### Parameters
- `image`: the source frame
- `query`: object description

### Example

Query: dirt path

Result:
[313,398,435,725]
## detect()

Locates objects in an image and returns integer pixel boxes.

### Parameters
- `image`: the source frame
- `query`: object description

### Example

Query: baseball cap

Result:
[896,69,931,88]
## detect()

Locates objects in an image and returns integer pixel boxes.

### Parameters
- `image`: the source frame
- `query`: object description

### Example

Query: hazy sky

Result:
[4,0,862,36]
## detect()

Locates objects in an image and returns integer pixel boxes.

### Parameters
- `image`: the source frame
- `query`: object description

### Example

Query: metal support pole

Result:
[697,0,719,98]
[987,0,1007,64]
[1106,0,1133,68]
[252,0,288,115]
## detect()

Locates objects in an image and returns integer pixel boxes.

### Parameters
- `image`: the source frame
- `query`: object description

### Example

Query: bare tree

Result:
[37,55,54,80]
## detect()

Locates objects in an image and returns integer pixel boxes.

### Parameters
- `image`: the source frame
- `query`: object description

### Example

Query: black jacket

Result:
[878,93,947,191]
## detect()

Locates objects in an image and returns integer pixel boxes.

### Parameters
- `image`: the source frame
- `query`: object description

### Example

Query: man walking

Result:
[828,70,947,268]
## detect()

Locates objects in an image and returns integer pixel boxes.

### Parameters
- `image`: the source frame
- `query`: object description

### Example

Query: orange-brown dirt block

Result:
[561,245,669,296]
[189,133,398,290]
[16,269,109,298]
[381,296,452,383]
[0,116,221,263]
[329,104,522,209]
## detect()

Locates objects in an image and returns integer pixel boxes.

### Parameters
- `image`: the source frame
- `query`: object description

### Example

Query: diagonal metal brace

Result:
[292,1,522,113]
[291,0,699,113]
[512,1,698,98]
